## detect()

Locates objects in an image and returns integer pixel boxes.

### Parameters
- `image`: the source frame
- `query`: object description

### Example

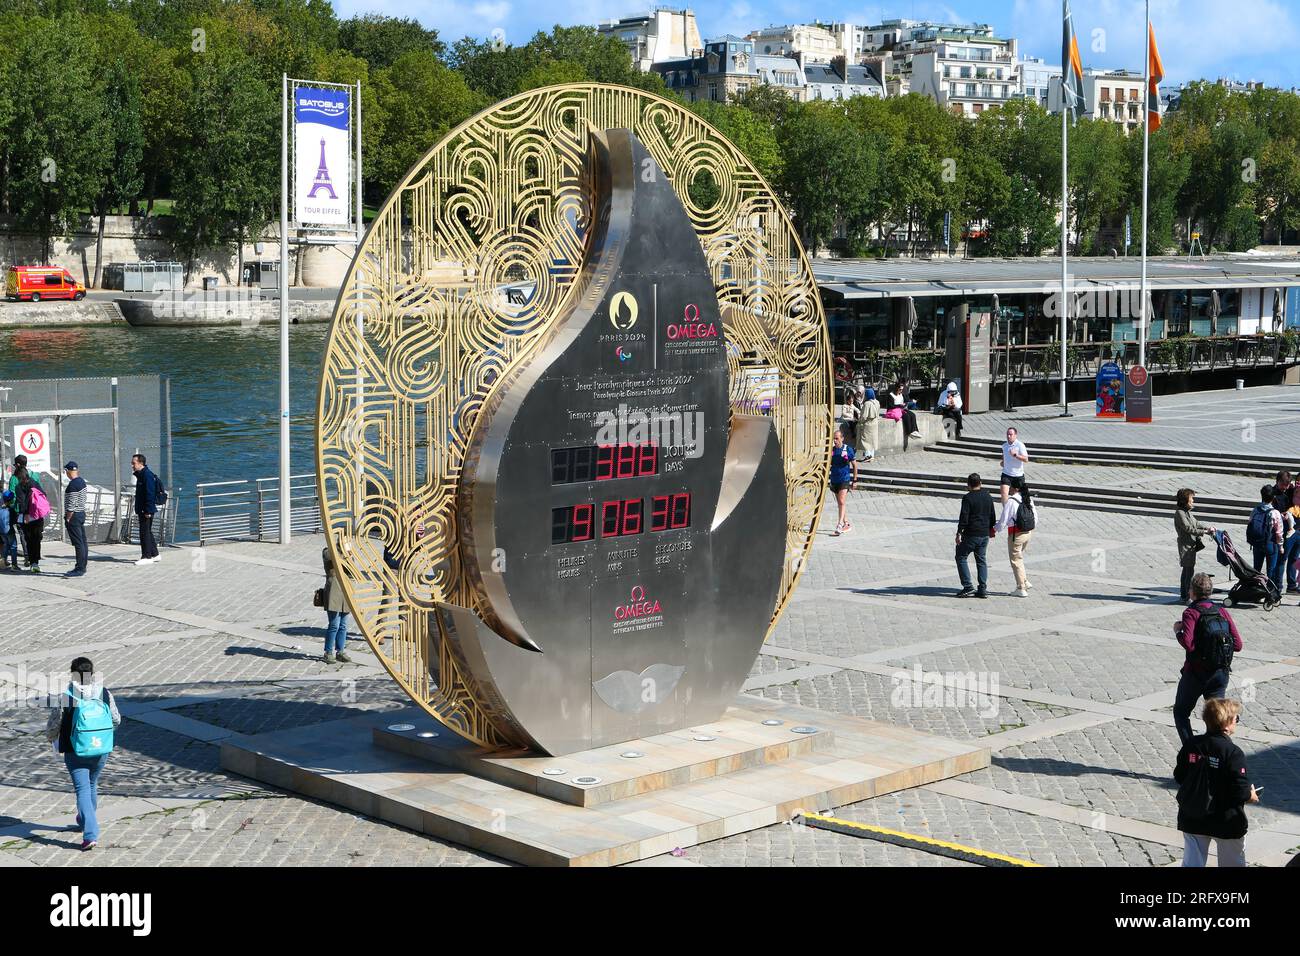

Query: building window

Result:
[1100,86,1110,102]
[965,83,976,97]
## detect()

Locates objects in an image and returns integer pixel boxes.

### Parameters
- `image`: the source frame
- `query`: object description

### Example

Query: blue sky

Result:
[337,0,1300,88]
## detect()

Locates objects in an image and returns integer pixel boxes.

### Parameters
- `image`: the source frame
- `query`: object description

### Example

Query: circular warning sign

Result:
[1128,365,1149,387]
[17,427,44,455]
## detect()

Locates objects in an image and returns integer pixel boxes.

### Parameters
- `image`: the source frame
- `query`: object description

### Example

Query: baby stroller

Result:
[1213,530,1281,611]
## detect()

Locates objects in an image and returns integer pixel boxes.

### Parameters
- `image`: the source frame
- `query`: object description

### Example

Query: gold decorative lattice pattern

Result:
[317,84,833,748]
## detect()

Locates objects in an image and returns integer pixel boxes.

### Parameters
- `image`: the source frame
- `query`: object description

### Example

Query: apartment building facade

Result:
[598,8,704,72]
[862,20,1021,117]
[1049,69,1145,132]
[653,36,806,102]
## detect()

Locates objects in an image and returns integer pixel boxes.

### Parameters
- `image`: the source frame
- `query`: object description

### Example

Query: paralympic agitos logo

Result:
[614,585,662,620]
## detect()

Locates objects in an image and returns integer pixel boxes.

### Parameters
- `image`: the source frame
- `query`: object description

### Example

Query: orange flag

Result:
[1147,24,1165,132]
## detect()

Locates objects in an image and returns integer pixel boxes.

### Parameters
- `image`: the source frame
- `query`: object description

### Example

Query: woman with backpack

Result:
[1174,697,1258,867]
[995,481,1037,598]
[13,465,49,573]
[44,656,121,851]
[1172,572,1243,745]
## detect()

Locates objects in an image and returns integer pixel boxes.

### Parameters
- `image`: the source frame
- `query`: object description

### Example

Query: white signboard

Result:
[294,86,351,226]
[14,423,51,473]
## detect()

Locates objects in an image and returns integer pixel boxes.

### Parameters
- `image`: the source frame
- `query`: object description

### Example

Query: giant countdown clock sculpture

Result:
[318,85,832,755]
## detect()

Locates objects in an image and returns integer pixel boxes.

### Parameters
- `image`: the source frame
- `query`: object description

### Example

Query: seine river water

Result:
[0,323,328,538]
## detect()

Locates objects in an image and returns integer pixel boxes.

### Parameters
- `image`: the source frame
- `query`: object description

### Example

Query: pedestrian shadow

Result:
[992,755,1174,788]
[844,584,976,600]
[279,625,328,638]
[223,645,317,662]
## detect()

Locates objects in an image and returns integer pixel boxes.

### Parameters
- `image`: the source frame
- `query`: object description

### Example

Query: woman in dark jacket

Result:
[1174,698,1258,867]
[1174,488,1214,603]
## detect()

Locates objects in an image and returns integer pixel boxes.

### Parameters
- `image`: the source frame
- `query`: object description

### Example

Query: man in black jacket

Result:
[955,472,996,598]
[1175,698,1258,866]
[131,454,160,565]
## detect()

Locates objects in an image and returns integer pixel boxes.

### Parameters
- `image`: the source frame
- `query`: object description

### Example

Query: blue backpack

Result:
[69,685,115,757]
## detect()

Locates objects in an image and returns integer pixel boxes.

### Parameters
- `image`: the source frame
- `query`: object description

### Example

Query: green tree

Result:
[1068,118,1127,254]
[1166,82,1266,250]
[171,49,277,280]
[774,101,880,254]
[1247,86,1300,243]
[90,58,144,287]
[4,17,109,263]
[688,99,782,186]
[339,12,442,69]
[515,58,587,95]
[964,100,1060,256]
[371,50,485,193]
[1121,126,1189,254]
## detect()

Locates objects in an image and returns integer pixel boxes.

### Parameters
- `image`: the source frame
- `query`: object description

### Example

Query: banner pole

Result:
[279,73,291,544]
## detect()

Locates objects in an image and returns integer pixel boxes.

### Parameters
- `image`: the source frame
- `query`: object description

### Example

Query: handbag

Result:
[313,587,325,608]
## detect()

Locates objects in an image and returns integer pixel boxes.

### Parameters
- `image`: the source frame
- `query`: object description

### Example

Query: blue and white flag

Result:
[294,86,350,226]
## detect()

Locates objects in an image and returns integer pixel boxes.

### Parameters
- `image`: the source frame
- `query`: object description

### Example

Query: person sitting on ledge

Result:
[935,382,963,438]
[884,380,922,441]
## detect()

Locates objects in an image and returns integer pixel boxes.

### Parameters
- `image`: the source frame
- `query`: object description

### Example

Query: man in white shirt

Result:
[1000,427,1028,504]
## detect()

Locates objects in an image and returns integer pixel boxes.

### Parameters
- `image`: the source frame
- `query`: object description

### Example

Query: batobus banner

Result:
[294,86,350,226]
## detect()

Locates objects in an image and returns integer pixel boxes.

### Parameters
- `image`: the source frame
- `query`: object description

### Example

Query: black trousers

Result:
[138,513,159,559]
[66,512,87,571]
[941,406,963,436]
[22,518,43,565]
[1180,561,1196,604]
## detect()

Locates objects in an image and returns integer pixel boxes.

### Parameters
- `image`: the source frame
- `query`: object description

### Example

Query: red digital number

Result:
[670,493,691,529]
[572,504,594,541]
[620,498,643,535]
[650,495,670,532]
[616,444,637,479]
[595,445,614,481]
[601,499,622,537]
[637,443,658,476]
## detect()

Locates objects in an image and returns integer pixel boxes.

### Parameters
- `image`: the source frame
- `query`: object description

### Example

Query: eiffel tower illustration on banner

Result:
[307,138,337,200]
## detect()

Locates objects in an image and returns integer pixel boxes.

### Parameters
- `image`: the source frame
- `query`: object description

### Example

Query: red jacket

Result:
[1176,600,1243,676]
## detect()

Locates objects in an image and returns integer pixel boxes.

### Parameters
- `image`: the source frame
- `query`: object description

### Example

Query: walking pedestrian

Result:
[828,429,857,535]
[44,656,121,852]
[999,427,1029,504]
[1172,572,1242,745]
[955,472,996,598]
[131,454,161,566]
[13,465,49,573]
[997,481,1038,597]
[1274,489,1297,596]
[1175,698,1258,867]
[1244,484,1281,589]
[1175,488,1216,603]
[935,382,963,438]
[322,545,352,664]
[63,461,88,577]
[0,489,17,571]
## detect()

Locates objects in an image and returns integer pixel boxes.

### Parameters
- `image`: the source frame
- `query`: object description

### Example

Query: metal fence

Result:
[195,473,321,544]
[0,375,172,544]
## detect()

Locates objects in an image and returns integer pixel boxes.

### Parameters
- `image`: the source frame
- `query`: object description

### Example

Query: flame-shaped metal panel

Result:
[317,85,832,750]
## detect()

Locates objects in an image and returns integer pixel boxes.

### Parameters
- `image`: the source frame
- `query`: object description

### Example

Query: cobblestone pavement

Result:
[1,403,1298,866]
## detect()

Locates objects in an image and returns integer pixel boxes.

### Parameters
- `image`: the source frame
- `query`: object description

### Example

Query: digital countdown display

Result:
[551,492,692,544]
[551,443,659,484]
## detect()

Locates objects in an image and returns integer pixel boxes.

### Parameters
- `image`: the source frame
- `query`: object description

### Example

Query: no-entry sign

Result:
[14,423,51,473]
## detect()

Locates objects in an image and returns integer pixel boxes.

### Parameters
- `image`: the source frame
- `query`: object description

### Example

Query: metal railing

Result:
[118,484,179,547]
[195,473,321,544]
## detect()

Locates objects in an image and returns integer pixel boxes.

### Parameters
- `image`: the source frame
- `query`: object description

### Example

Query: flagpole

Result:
[1139,1,1152,370]
[1059,2,1070,415]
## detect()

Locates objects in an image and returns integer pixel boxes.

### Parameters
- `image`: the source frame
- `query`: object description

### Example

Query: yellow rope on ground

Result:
[798,811,1043,867]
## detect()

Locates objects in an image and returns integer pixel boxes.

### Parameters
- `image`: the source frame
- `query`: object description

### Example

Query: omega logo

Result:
[614,584,663,620]
[665,302,718,340]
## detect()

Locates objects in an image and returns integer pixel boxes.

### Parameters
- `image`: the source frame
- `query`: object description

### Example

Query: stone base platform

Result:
[220,695,989,866]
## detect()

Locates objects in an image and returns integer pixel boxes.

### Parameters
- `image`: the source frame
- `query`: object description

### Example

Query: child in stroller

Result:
[1213,529,1281,611]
